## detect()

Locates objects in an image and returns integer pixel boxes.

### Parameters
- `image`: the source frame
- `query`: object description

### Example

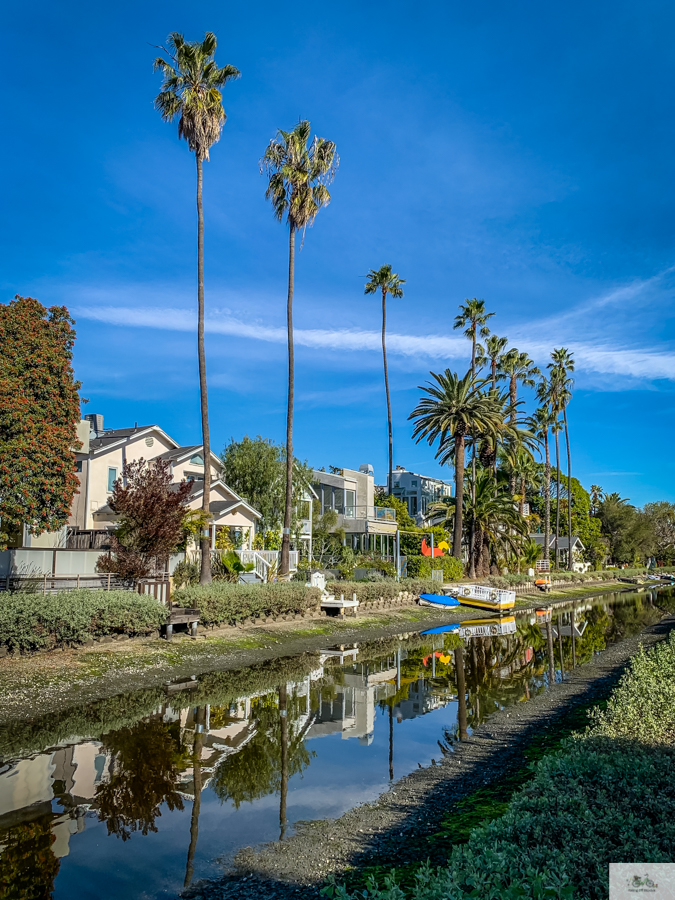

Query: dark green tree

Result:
[220,435,312,542]
[0,296,81,549]
[95,718,187,841]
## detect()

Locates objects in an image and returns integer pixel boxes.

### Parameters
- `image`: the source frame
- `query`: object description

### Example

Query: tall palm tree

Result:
[364,265,405,494]
[261,121,338,576]
[498,349,540,499]
[454,299,494,376]
[477,334,509,390]
[551,416,563,568]
[409,371,502,561]
[532,400,556,566]
[453,300,494,574]
[498,350,540,428]
[154,33,240,584]
[549,349,575,571]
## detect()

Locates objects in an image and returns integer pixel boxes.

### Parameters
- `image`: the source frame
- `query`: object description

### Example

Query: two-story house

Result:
[0,414,261,579]
[390,466,453,524]
[311,464,397,560]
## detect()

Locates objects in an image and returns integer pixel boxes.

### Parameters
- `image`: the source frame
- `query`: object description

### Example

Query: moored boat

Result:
[447,583,516,611]
[458,616,517,638]
[418,593,462,610]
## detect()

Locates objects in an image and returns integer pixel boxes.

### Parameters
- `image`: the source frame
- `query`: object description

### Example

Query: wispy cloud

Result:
[76,302,675,381]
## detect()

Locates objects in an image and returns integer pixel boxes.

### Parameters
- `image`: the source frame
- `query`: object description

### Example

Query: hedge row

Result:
[172,581,322,626]
[334,633,675,900]
[0,591,167,653]
[324,580,429,604]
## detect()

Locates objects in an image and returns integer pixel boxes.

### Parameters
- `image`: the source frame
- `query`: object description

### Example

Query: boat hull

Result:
[457,596,515,611]
[418,594,462,609]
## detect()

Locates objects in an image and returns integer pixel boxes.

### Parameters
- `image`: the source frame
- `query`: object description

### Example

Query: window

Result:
[185,472,203,482]
[334,487,344,514]
[75,460,83,473]
[189,454,204,465]
[409,496,418,515]
[107,467,117,492]
[345,490,355,518]
[411,479,418,487]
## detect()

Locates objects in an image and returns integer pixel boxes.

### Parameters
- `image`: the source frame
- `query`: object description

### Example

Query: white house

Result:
[0,415,262,579]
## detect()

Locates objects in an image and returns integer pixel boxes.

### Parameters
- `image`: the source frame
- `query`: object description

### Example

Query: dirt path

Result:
[181,612,675,900]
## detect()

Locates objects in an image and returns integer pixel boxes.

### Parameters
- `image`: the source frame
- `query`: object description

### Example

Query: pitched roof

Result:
[89,425,178,455]
[156,446,202,463]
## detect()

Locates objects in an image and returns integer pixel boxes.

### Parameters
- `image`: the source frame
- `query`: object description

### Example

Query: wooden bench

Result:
[165,606,200,640]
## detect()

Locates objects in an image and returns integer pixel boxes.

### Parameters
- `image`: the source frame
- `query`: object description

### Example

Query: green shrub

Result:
[589,633,675,745]
[333,634,675,900]
[0,590,167,652]
[405,555,463,581]
[327,581,429,604]
[172,581,322,625]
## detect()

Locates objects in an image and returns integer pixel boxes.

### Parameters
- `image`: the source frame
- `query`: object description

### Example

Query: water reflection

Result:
[0,588,669,900]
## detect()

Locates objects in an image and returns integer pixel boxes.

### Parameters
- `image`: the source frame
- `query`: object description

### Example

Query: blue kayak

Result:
[418,594,461,608]
[420,622,462,636]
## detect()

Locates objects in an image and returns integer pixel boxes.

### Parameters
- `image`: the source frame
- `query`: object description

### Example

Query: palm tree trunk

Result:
[563,405,573,572]
[184,706,205,887]
[469,337,477,578]
[545,621,555,684]
[280,227,296,577]
[543,430,551,564]
[453,433,465,561]
[508,374,517,496]
[279,683,289,840]
[196,157,212,585]
[454,646,468,740]
[382,288,393,495]
[491,359,497,390]
[388,701,394,781]
[554,429,561,570]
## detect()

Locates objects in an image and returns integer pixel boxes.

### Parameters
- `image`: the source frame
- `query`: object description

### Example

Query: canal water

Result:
[0,588,669,899]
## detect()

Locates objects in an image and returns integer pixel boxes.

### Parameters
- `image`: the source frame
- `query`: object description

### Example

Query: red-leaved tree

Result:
[97,458,193,580]
[0,295,81,548]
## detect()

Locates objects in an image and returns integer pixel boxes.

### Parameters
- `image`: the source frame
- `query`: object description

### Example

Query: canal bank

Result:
[0,580,642,728]
[183,608,675,900]
[1,588,672,900]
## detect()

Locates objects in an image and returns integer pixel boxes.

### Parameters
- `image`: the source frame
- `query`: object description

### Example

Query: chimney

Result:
[85,413,104,436]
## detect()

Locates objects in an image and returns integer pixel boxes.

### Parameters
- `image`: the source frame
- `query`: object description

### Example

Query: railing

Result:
[66,529,112,550]
[138,575,171,606]
[234,549,299,576]
[321,505,397,523]
[0,573,130,593]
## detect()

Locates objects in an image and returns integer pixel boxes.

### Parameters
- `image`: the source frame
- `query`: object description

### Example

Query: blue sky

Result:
[3,0,675,505]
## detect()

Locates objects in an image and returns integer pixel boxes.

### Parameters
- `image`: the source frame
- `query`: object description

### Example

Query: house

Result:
[389,466,452,524]
[0,414,262,579]
[531,534,589,572]
[310,464,398,559]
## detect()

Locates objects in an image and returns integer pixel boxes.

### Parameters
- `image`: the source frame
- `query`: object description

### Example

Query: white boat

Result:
[458,616,517,639]
[446,583,516,611]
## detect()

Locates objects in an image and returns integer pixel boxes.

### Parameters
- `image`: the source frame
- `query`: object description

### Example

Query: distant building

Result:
[390,467,452,523]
